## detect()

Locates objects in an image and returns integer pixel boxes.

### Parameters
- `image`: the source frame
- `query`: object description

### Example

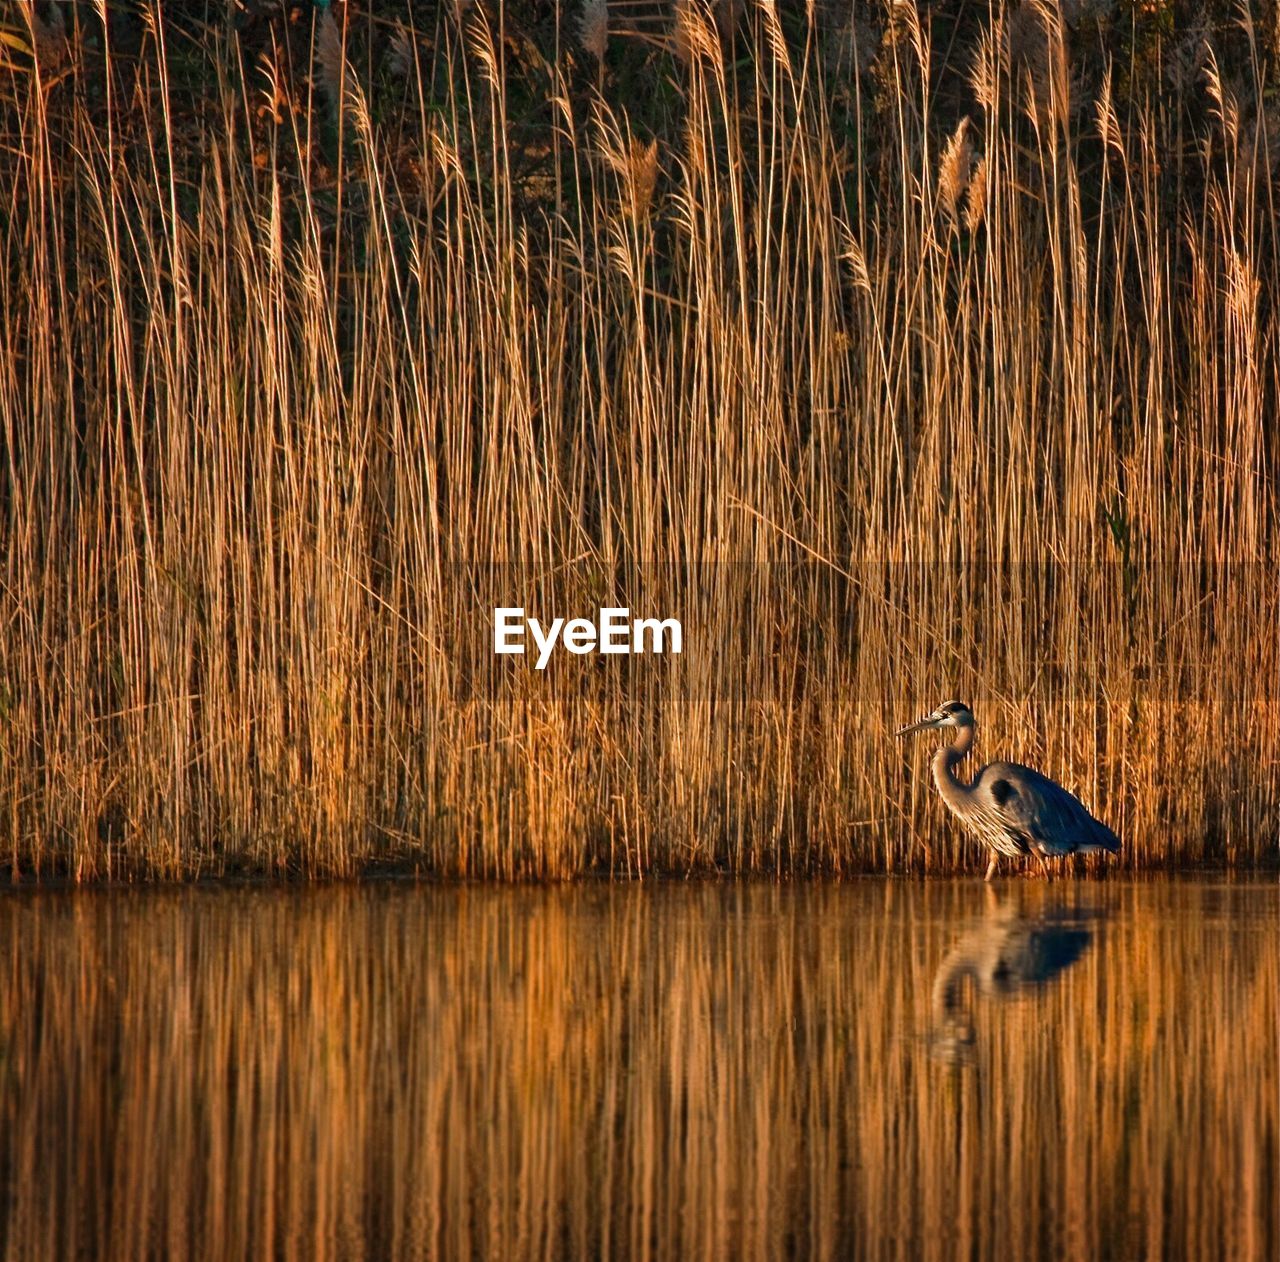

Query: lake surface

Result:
[0,878,1274,1261]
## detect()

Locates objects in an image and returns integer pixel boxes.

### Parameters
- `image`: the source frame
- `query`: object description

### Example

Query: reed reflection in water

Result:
[0,880,1275,1261]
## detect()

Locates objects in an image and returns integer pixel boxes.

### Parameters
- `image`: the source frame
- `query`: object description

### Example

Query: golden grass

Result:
[0,5,1276,877]
[0,880,1274,1259]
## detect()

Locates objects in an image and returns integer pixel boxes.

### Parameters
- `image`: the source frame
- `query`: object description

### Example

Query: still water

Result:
[0,879,1274,1261]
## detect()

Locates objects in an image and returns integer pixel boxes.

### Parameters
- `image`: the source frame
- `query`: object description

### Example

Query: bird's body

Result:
[897,700,1120,880]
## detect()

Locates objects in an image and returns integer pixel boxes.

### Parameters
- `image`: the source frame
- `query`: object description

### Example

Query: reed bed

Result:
[0,2,1276,877]
[0,881,1275,1259]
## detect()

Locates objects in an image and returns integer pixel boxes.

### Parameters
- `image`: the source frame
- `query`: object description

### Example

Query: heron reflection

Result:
[929,888,1101,1064]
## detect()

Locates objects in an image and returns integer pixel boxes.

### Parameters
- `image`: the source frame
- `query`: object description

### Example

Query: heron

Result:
[895,699,1120,880]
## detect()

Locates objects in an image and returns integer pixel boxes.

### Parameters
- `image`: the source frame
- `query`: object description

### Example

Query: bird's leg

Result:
[984,855,999,882]
[1035,852,1052,881]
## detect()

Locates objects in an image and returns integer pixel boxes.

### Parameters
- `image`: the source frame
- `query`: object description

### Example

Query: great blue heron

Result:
[896,699,1120,880]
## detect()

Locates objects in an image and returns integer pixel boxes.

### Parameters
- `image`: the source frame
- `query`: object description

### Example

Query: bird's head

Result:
[895,699,974,738]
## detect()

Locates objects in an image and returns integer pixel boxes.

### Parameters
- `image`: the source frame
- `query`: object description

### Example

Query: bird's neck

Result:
[931,724,976,812]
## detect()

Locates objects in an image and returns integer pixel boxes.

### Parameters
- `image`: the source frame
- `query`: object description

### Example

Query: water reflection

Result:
[0,880,1274,1260]
[929,888,1100,1065]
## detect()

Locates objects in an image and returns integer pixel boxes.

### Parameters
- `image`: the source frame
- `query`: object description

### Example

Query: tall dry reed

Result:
[0,2,1276,877]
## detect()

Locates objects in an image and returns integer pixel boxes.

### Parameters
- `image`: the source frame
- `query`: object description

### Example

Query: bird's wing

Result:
[974,763,1118,856]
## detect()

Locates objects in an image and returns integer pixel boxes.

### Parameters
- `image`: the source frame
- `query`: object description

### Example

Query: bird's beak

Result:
[895,716,941,738]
